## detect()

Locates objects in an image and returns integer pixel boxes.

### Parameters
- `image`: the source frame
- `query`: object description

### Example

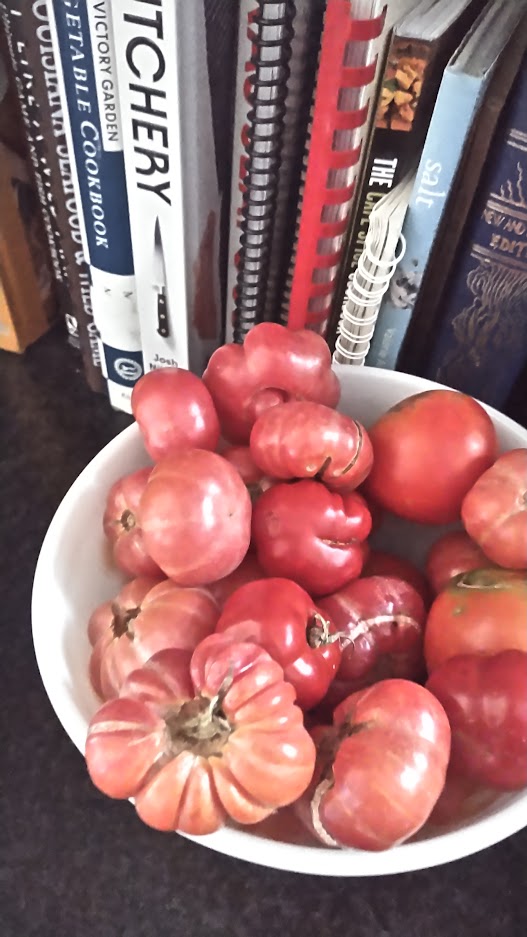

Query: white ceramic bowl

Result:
[32,366,527,876]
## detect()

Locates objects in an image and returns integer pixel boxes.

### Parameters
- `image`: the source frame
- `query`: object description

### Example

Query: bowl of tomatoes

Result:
[32,324,527,876]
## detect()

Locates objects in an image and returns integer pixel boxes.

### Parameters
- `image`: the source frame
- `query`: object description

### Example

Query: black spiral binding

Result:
[233,0,296,343]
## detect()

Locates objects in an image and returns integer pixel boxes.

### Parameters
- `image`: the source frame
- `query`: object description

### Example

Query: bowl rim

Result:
[31,367,527,876]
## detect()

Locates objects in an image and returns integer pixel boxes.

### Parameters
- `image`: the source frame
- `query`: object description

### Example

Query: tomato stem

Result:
[110,603,141,639]
[120,509,136,532]
[306,613,336,648]
[162,671,234,759]
[163,696,232,759]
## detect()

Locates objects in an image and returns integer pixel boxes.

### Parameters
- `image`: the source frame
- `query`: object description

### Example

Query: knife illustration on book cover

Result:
[153,217,170,339]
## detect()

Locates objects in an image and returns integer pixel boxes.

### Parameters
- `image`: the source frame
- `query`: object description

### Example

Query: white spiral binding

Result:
[334,233,406,364]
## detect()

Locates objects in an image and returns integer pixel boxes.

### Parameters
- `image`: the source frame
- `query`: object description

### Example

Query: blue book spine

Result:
[49,0,143,412]
[366,69,485,370]
[420,57,527,410]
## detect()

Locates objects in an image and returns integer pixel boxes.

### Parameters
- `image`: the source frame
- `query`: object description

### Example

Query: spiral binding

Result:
[333,233,406,364]
[234,1,296,343]
[282,0,386,333]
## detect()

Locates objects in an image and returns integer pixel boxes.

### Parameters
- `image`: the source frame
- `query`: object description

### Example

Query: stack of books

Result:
[1,0,526,419]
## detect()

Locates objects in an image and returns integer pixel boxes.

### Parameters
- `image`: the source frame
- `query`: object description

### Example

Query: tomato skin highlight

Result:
[364,389,498,525]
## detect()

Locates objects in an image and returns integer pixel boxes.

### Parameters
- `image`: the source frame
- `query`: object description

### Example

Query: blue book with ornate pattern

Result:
[419,53,527,410]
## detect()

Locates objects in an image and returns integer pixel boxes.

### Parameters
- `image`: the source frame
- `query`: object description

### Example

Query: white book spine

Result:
[48,0,143,414]
[112,0,221,376]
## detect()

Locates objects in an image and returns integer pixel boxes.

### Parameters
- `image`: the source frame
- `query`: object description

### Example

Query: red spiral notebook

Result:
[285,0,386,334]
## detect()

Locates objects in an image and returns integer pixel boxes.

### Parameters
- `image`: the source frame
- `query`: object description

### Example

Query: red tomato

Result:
[426,651,527,790]
[461,449,527,570]
[103,467,162,578]
[250,401,373,492]
[318,576,427,704]
[221,445,274,501]
[89,578,220,700]
[364,390,498,524]
[251,480,371,597]
[205,554,266,608]
[425,530,491,594]
[297,680,451,851]
[215,577,341,710]
[203,322,340,444]
[87,576,161,648]
[426,767,500,829]
[131,367,220,461]
[139,449,252,586]
[85,640,316,834]
[424,568,527,673]
[363,549,431,606]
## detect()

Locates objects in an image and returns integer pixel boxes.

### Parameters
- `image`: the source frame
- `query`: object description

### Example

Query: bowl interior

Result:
[32,366,527,876]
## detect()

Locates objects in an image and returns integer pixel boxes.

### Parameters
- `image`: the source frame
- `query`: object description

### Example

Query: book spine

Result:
[175,0,222,371]
[48,0,143,413]
[112,0,220,376]
[366,71,483,369]
[2,0,105,391]
[419,59,527,411]
[225,0,260,344]
[337,34,436,290]
[0,1,60,328]
[0,140,55,351]
[286,0,385,334]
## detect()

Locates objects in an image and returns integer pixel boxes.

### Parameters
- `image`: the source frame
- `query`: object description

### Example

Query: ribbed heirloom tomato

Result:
[251,480,371,596]
[250,401,373,492]
[296,680,451,851]
[89,578,220,700]
[318,575,427,704]
[131,367,220,461]
[103,467,162,578]
[138,449,252,586]
[203,322,340,444]
[85,638,316,835]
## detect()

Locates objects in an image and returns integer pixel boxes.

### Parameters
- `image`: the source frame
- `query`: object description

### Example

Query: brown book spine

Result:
[0,1,105,391]
[0,140,55,351]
